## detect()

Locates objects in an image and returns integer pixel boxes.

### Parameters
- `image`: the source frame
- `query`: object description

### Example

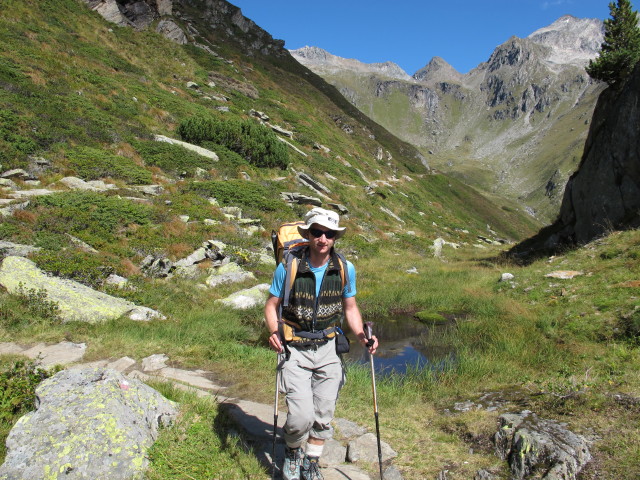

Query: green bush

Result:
[0,359,53,424]
[186,180,285,212]
[0,222,20,241]
[177,115,289,169]
[0,108,38,167]
[0,287,61,330]
[131,139,218,176]
[30,250,114,288]
[66,146,152,184]
[31,191,154,242]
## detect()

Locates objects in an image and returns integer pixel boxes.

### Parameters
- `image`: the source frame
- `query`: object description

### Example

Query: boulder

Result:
[0,240,41,257]
[0,368,178,480]
[0,256,165,323]
[494,411,591,480]
[153,134,219,161]
[0,200,29,217]
[205,262,256,288]
[216,283,270,310]
[57,176,116,192]
[280,192,322,206]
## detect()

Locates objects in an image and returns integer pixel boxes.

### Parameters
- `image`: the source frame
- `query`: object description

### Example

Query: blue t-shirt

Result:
[269,259,356,299]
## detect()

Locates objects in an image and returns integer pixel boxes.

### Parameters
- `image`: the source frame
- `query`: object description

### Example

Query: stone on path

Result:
[0,368,178,480]
[22,342,87,368]
[347,432,398,463]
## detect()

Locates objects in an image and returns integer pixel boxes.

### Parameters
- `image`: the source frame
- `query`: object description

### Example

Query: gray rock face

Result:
[0,241,41,257]
[0,368,178,480]
[495,411,591,480]
[155,18,186,44]
[552,64,640,245]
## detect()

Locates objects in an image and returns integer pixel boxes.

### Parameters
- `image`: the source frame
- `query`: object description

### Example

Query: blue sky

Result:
[228,0,610,74]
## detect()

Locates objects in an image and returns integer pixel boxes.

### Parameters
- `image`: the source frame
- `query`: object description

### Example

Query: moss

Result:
[415,311,448,325]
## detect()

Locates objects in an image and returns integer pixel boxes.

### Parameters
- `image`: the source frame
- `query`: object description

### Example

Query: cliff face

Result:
[510,63,640,258]
[552,64,640,245]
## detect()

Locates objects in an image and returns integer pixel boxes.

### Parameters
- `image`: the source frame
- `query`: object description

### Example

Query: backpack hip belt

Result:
[278,323,339,347]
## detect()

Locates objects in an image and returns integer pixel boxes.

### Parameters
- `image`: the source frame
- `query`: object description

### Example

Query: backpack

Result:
[271,221,349,307]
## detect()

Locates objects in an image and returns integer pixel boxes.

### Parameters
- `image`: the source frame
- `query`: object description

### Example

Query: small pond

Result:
[342,314,456,375]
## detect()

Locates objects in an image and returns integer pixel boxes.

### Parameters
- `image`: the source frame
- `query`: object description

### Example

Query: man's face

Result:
[307,223,337,255]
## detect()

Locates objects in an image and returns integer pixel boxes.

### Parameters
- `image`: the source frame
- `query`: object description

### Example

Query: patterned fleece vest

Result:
[281,249,344,333]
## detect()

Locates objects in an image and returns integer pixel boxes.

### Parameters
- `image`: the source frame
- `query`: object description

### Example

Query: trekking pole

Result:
[364,321,384,480]
[272,354,282,480]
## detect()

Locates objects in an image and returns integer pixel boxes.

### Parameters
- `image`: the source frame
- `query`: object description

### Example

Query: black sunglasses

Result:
[309,227,338,239]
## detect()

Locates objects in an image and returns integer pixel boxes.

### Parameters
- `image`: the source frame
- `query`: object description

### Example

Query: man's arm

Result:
[265,294,284,353]
[343,296,378,354]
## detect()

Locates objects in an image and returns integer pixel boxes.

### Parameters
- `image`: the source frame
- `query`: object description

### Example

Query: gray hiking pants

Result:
[279,338,345,447]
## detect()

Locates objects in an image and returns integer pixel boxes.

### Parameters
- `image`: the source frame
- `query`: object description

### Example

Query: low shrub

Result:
[0,287,61,330]
[31,191,154,242]
[0,359,53,423]
[186,180,285,212]
[0,358,58,459]
[177,115,289,169]
[30,250,114,288]
[131,139,218,177]
[66,146,152,184]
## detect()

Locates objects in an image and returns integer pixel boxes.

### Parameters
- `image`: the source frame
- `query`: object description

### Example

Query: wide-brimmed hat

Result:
[297,207,346,239]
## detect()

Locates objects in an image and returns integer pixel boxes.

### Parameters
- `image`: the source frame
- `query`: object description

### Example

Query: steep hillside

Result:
[0,0,539,272]
[291,16,607,223]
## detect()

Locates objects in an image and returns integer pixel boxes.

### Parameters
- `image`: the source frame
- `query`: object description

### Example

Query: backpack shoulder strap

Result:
[281,254,299,307]
[335,252,350,294]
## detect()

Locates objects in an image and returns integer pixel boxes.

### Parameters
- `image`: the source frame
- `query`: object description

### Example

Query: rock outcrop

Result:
[510,62,640,258]
[0,256,165,323]
[0,368,178,480]
[551,63,640,244]
[495,411,591,480]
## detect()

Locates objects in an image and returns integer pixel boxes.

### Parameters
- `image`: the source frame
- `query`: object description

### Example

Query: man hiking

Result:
[265,207,378,480]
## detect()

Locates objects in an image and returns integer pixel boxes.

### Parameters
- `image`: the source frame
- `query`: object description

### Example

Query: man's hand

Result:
[268,331,283,353]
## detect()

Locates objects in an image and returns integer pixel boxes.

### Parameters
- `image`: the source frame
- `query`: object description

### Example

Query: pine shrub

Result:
[177,115,289,169]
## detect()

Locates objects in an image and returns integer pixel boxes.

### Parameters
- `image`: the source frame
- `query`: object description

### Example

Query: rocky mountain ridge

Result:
[290,15,606,222]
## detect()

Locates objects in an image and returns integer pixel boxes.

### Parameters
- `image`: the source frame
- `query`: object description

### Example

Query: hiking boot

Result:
[301,455,323,480]
[282,445,303,480]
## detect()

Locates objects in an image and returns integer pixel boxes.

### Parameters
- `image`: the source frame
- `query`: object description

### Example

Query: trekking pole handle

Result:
[364,321,375,348]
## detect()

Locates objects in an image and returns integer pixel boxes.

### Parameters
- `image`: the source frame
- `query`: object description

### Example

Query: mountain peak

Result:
[527,15,604,66]
[413,56,461,83]
[290,46,411,81]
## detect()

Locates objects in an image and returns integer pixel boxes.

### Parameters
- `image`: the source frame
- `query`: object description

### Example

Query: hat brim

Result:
[298,223,346,239]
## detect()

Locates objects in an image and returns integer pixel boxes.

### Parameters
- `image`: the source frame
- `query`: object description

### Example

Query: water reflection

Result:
[342,314,456,375]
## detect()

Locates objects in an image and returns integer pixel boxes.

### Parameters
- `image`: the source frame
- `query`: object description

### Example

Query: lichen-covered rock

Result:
[0,368,178,480]
[494,411,591,480]
[205,262,256,288]
[0,256,164,323]
[215,283,270,309]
